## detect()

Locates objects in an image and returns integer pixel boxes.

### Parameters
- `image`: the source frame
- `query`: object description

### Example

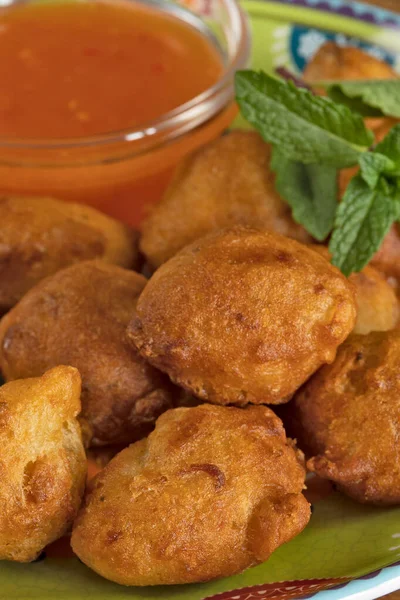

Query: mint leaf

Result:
[271,147,337,241]
[329,175,399,276]
[327,85,383,117]
[326,80,400,119]
[375,124,400,165]
[235,70,373,168]
[358,152,395,189]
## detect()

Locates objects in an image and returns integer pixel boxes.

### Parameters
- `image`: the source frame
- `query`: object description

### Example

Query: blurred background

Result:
[365,1,398,7]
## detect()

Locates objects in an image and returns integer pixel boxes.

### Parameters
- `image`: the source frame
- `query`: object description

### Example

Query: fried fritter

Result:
[351,266,399,334]
[311,245,399,334]
[0,196,138,312]
[370,224,400,280]
[0,261,176,446]
[0,366,86,562]
[304,41,397,82]
[304,42,398,141]
[71,404,310,586]
[129,227,356,406]
[290,331,400,505]
[140,131,311,269]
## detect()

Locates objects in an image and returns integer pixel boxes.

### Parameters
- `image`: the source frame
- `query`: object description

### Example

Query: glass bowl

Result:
[0,0,251,225]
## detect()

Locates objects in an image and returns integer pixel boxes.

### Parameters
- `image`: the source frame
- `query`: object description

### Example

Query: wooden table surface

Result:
[361,0,399,9]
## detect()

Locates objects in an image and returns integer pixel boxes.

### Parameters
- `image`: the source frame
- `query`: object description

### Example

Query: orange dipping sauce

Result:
[0,0,241,225]
[0,1,223,138]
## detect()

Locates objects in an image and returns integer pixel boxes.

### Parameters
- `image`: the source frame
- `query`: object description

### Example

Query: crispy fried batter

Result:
[370,224,400,280]
[141,47,399,273]
[304,42,398,142]
[140,131,311,269]
[129,227,356,405]
[0,196,139,311]
[350,267,399,334]
[0,261,176,446]
[304,41,397,82]
[311,245,399,334]
[71,404,310,585]
[0,366,86,562]
[290,331,400,505]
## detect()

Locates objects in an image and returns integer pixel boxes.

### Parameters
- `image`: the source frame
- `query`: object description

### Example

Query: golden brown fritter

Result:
[310,245,399,334]
[370,224,400,280]
[351,266,399,334]
[0,261,176,447]
[303,41,397,82]
[140,131,311,269]
[71,404,310,586]
[129,227,356,406]
[304,42,398,142]
[0,195,139,312]
[290,331,400,505]
[0,366,86,562]
[85,395,200,476]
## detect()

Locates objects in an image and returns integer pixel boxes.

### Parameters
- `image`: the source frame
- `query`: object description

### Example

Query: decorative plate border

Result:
[204,565,400,600]
[315,564,400,600]
[269,0,400,27]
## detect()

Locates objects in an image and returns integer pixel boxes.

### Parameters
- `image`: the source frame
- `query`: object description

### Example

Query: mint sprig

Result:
[329,176,400,276]
[375,124,400,164]
[235,70,400,276]
[271,149,337,241]
[324,80,400,119]
[358,153,396,189]
[235,71,373,168]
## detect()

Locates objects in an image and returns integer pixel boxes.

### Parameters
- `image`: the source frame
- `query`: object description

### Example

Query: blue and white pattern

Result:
[289,25,398,72]
[275,0,400,27]
[316,564,400,600]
